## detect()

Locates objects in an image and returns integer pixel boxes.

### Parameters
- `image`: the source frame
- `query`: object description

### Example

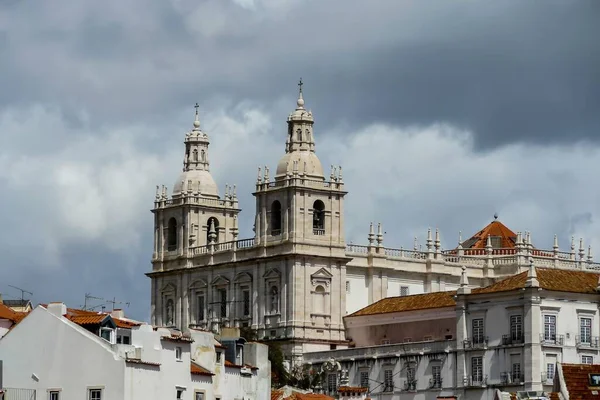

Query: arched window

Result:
[297,128,303,142]
[207,217,220,244]
[269,286,279,314]
[192,149,198,162]
[271,201,282,235]
[201,150,206,162]
[167,218,178,251]
[314,285,326,314]
[313,200,325,235]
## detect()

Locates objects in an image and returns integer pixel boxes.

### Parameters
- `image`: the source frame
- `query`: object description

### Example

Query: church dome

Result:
[275,151,324,180]
[173,169,220,198]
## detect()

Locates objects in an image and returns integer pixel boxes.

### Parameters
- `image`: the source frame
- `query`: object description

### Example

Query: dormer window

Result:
[100,327,115,344]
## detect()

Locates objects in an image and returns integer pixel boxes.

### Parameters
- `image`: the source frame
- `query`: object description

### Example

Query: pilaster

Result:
[524,286,542,391]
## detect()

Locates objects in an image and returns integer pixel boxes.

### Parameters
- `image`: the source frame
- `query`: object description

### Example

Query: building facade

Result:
[303,266,600,399]
[147,83,600,364]
[0,303,270,400]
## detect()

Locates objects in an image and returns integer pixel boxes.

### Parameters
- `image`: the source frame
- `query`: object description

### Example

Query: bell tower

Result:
[152,104,241,267]
[253,80,346,253]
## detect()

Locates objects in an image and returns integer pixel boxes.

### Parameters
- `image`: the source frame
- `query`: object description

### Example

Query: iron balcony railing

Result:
[464,336,488,349]
[540,333,564,346]
[1,388,36,400]
[465,375,488,387]
[502,333,524,345]
[429,377,443,389]
[403,379,417,391]
[501,372,524,385]
[576,335,600,348]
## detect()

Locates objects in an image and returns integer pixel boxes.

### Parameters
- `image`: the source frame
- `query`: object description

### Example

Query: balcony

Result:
[465,375,488,387]
[303,339,457,364]
[1,388,37,400]
[501,333,524,346]
[313,228,325,236]
[404,379,417,391]
[429,378,443,389]
[464,336,488,350]
[576,335,600,348]
[540,333,564,346]
[501,372,524,385]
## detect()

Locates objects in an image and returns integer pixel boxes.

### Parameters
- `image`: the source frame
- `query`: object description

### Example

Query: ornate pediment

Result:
[211,275,230,287]
[189,278,208,290]
[234,272,253,283]
[311,268,333,287]
[161,283,177,293]
[263,268,281,280]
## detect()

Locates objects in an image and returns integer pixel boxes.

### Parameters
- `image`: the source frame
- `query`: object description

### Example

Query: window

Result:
[472,318,484,344]
[546,362,555,381]
[581,317,592,344]
[49,391,60,400]
[218,288,227,318]
[297,128,303,142]
[360,371,369,389]
[544,315,556,342]
[270,201,282,235]
[400,286,409,296]
[471,356,483,383]
[510,315,523,341]
[512,362,521,381]
[88,389,102,400]
[167,218,178,251]
[192,149,198,162]
[346,281,350,293]
[312,200,325,234]
[197,294,205,321]
[582,355,594,364]
[195,392,204,400]
[216,351,222,362]
[384,369,393,392]
[242,288,251,317]
[327,373,337,393]
[175,346,182,360]
[432,365,442,387]
[269,286,279,314]
[314,285,326,314]
[176,389,183,399]
[100,328,113,343]
[406,366,416,390]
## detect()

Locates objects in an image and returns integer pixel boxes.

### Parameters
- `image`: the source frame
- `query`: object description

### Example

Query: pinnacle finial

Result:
[297,78,305,108]
[193,103,200,129]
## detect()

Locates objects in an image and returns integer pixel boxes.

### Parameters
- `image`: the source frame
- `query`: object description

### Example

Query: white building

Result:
[147,81,600,365]
[302,264,600,400]
[0,303,270,400]
[0,301,25,339]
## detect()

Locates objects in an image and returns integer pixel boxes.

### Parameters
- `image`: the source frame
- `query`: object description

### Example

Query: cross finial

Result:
[194,102,199,113]
[193,103,200,129]
[298,78,303,93]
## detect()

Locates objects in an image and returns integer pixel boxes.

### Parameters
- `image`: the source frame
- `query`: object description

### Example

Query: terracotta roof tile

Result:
[346,291,456,317]
[67,314,109,325]
[190,361,214,376]
[161,335,194,343]
[271,391,334,400]
[548,393,560,400]
[560,363,600,399]
[474,268,600,295]
[0,303,26,324]
[338,386,368,393]
[461,220,517,249]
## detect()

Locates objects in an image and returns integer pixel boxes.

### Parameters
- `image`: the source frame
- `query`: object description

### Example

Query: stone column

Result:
[524,287,542,390]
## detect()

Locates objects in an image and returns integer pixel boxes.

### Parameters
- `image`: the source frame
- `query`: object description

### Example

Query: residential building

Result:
[0,302,26,338]
[303,265,600,399]
[0,297,32,313]
[550,362,600,399]
[0,303,270,400]
[147,82,600,365]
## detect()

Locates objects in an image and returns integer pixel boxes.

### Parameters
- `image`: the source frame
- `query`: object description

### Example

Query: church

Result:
[147,82,598,366]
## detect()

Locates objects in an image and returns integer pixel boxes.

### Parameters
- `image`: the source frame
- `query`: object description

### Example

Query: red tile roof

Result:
[161,335,194,343]
[191,361,214,376]
[0,303,27,324]
[271,389,334,400]
[559,363,600,399]
[338,386,368,394]
[347,268,600,317]
[461,219,517,249]
[67,314,110,325]
[40,304,142,328]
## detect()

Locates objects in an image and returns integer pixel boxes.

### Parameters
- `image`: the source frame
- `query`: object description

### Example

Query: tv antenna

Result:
[106,297,130,311]
[83,293,104,311]
[8,285,33,302]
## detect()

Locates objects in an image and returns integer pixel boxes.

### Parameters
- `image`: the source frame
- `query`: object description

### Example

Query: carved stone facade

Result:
[148,83,600,365]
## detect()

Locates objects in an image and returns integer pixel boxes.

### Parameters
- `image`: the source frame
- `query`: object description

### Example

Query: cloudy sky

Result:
[0,0,598,320]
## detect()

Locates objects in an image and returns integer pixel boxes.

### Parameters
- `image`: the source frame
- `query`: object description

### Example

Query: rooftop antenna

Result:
[83,293,104,311]
[8,285,33,302]
[106,297,130,311]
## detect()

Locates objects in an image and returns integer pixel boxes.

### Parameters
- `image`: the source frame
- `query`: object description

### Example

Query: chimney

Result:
[111,309,125,319]
[47,302,67,317]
